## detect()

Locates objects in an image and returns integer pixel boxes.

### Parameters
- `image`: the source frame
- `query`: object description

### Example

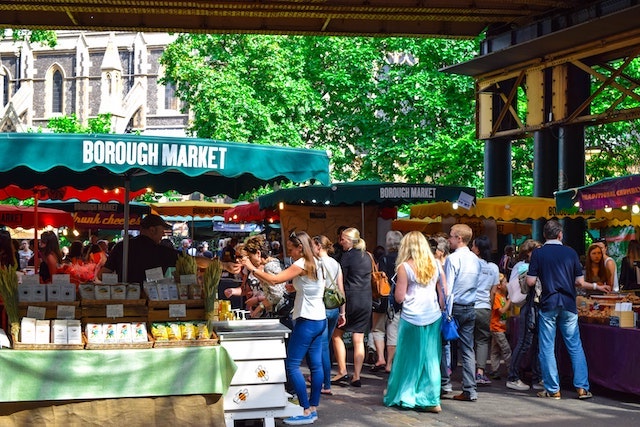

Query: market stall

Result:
[0,132,331,421]
[258,180,475,248]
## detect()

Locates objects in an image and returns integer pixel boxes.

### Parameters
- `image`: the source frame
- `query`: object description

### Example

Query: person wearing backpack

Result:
[505,239,543,391]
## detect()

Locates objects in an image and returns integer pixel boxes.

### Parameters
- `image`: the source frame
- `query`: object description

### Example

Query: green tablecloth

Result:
[0,346,237,402]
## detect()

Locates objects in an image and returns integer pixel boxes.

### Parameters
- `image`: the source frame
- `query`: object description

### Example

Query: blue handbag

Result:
[438,277,459,341]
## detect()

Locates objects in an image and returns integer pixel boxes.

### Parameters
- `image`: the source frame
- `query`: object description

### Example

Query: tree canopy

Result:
[161,34,486,191]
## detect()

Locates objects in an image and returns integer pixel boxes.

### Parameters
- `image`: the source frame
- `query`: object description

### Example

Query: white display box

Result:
[46,284,61,302]
[20,317,37,344]
[32,284,47,302]
[117,323,133,343]
[35,320,51,344]
[126,283,141,300]
[51,319,68,344]
[18,283,32,302]
[60,283,76,302]
[79,283,95,299]
[67,320,83,344]
[94,284,112,300]
[86,323,104,343]
[111,284,127,300]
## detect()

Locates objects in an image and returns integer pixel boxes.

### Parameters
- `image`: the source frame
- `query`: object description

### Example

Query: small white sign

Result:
[52,274,71,285]
[22,275,40,286]
[457,191,475,210]
[180,274,197,285]
[27,306,46,320]
[145,267,164,282]
[169,304,187,318]
[57,305,76,319]
[102,273,119,284]
[106,304,124,318]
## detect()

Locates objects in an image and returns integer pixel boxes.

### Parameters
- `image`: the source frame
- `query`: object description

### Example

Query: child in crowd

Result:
[489,274,512,379]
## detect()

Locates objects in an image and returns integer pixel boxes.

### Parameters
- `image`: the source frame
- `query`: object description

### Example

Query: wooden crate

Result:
[80,298,148,324]
[18,301,80,320]
[147,299,207,323]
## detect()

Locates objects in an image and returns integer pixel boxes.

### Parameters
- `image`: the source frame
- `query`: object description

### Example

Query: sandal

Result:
[321,389,333,395]
[370,364,386,373]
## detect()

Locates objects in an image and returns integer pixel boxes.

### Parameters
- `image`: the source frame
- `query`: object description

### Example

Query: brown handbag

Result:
[368,252,391,299]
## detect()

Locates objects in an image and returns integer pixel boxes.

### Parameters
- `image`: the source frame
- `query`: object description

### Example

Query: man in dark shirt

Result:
[526,220,609,400]
[99,214,178,284]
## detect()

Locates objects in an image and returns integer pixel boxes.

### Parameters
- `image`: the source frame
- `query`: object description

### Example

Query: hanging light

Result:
[621,205,628,211]
[279,202,284,210]
[73,229,80,236]
[452,202,459,210]
[632,205,640,214]
[604,206,612,213]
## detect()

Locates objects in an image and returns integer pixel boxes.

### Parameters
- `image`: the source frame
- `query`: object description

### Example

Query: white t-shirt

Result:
[292,257,326,321]
[400,262,441,326]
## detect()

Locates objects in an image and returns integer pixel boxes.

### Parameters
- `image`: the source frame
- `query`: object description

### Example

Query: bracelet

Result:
[593,282,597,290]
[259,302,265,310]
[339,313,345,316]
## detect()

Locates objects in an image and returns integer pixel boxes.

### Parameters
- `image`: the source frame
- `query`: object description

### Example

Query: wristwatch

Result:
[592,282,597,290]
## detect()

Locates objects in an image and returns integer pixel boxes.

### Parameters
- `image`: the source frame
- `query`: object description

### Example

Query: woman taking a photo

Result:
[383,231,446,412]
[241,230,326,426]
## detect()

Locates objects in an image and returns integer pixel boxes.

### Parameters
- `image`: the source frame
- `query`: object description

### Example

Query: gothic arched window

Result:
[52,70,63,113]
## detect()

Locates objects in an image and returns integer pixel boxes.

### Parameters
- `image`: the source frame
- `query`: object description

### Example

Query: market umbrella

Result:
[0,185,149,203]
[0,133,330,281]
[391,217,532,235]
[223,201,279,223]
[411,195,588,221]
[0,205,73,229]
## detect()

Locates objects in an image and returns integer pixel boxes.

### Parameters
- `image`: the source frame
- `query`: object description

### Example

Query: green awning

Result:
[258,180,476,209]
[0,133,330,198]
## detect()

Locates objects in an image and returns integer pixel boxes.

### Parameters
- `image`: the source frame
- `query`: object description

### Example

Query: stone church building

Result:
[0,31,188,135]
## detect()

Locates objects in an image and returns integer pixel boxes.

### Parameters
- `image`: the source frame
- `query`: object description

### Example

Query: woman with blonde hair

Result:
[383,231,446,412]
[331,227,372,387]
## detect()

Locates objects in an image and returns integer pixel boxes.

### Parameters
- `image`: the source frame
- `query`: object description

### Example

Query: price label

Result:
[102,273,119,284]
[22,275,40,285]
[145,267,164,282]
[52,274,71,285]
[57,305,76,319]
[180,274,197,285]
[27,306,46,320]
[169,304,187,318]
[106,304,124,318]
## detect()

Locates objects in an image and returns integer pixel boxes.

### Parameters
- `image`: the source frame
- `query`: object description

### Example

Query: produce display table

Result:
[0,346,237,425]
[558,322,640,396]
[508,316,640,395]
[0,346,236,401]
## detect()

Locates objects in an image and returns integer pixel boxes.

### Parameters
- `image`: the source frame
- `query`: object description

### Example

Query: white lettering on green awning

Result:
[83,140,226,169]
[379,186,436,199]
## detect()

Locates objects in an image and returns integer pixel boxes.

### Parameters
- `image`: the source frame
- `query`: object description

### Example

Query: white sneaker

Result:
[506,379,530,391]
[532,381,544,390]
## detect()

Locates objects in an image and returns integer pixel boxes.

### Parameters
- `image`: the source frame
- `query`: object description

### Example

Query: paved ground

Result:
[240,359,640,427]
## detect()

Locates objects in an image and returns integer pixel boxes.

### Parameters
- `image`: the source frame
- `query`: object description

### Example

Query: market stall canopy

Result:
[258,181,476,209]
[392,217,532,236]
[224,201,279,223]
[555,174,640,211]
[0,133,331,198]
[411,195,587,221]
[0,205,73,229]
[0,185,149,203]
[150,201,234,218]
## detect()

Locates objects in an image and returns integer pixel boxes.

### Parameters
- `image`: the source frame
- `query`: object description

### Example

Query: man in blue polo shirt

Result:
[526,220,610,400]
[444,223,481,402]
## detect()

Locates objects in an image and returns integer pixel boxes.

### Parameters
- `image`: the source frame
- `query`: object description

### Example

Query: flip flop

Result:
[321,389,334,395]
[370,364,386,373]
[330,375,349,385]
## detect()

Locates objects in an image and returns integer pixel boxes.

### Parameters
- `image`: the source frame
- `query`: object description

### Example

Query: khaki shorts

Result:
[385,311,400,346]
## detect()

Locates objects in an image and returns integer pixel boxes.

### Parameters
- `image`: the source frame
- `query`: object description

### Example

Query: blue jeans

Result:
[322,308,340,390]
[538,308,589,393]
[507,301,540,383]
[286,317,327,409]
[452,304,477,398]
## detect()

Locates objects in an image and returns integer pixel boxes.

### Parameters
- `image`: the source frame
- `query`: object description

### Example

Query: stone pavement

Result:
[241,362,640,427]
